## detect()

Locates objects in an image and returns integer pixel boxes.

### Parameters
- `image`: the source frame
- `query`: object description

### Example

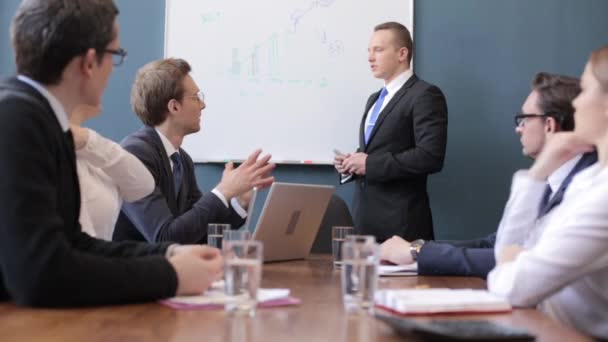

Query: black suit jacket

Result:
[0,77,177,307]
[349,74,448,242]
[416,151,598,279]
[114,126,245,244]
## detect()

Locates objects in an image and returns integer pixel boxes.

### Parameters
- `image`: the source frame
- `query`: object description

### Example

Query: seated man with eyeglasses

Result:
[113,58,275,244]
[380,72,596,278]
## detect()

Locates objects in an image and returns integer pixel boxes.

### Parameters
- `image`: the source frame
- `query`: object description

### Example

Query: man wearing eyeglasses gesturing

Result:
[380,72,597,278]
[113,58,275,244]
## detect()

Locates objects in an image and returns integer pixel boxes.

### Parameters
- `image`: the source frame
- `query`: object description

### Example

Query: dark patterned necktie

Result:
[537,184,552,218]
[170,152,183,197]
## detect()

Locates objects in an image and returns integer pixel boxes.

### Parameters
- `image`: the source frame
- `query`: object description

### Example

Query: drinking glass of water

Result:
[208,223,230,249]
[332,226,354,268]
[223,229,251,244]
[341,236,379,314]
[223,240,263,317]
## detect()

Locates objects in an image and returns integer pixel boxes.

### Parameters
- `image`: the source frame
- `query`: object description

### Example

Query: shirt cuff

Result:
[211,188,247,218]
[165,243,180,258]
[211,188,229,208]
[230,197,248,218]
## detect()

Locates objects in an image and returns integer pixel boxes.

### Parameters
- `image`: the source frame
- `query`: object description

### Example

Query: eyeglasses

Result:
[514,113,548,127]
[183,91,205,103]
[104,47,127,66]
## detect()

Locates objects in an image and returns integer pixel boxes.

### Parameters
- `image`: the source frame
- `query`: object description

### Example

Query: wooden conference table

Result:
[0,255,591,342]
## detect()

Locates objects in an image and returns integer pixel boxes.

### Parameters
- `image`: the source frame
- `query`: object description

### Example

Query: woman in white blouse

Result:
[70,104,154,240]
[489,47,608,339]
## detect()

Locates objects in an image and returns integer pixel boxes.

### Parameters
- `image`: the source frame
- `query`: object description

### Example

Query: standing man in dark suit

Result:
[114,58,274,244]
[334,22,448,243]
[0,0,227,307]
[380,72,593,279]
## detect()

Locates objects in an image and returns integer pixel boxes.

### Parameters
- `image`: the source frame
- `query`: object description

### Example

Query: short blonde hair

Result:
[374,21,413,64]
[130,58,191,126]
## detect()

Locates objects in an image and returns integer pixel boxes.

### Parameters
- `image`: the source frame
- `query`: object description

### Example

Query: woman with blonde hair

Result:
[489,46,608,339]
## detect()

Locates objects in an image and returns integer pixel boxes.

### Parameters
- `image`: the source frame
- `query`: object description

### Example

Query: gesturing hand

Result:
[217,149,275,200]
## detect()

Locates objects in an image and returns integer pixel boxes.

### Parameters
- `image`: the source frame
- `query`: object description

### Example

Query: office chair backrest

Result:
[311,194,354,254]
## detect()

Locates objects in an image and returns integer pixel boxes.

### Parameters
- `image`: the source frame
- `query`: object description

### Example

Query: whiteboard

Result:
[165,0,413,164]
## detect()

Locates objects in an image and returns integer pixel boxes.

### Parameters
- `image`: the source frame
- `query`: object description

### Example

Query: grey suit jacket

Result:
[113,126,245,244]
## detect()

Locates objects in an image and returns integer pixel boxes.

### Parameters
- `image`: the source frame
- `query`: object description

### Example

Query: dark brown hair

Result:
[589,46,608,93]
[11,0,119,85]
[374,21,413,64]
[531,72,581,131]
[130,58,192,126]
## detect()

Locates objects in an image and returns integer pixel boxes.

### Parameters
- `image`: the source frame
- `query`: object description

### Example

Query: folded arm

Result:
[418,242,495,278]
[488,171,608,307]
[494,171,546,258]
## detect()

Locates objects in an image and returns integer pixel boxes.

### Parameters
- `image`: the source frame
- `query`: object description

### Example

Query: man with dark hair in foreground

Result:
[0,0,222,307]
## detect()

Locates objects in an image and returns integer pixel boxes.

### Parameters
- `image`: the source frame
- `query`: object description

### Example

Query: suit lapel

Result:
[362,75,418,151]
[539,151,597,216]
[10,78,82,215]
[146,127,180,212]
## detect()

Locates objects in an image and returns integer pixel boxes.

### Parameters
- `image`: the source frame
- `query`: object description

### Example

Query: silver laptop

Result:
[250,182,334,262]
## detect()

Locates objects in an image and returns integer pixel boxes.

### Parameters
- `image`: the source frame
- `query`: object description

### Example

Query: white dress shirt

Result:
[76,130,155,240]
[363,69,413,128]
[488,163,608,338]
[154,128,247,218]
[494,155,582,250]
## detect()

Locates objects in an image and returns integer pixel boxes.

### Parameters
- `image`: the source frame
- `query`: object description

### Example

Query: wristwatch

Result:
[409,239,426,261]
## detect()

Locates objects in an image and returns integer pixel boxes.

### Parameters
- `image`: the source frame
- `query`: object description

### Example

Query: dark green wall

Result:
[2,0,607,239]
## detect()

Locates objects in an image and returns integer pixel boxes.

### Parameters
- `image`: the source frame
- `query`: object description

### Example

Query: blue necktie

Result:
[171,152,183,197]
[364,87,388,145]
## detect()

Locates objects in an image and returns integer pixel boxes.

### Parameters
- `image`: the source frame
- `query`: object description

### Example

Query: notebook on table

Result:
[374,289,511,316]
